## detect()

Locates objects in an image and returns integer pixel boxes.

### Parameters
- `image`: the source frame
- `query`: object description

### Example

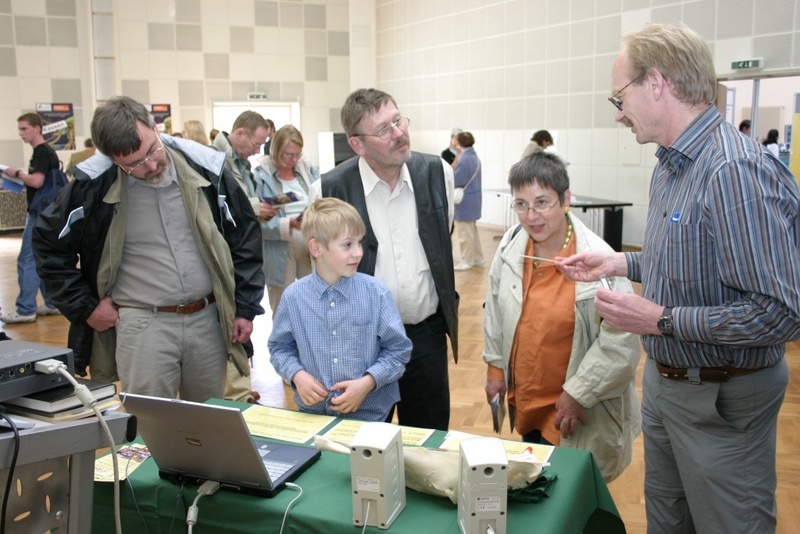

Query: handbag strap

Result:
[461,160,481,189]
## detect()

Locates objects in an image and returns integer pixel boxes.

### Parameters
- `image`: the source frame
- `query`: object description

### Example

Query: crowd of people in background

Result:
[1,21,798,533]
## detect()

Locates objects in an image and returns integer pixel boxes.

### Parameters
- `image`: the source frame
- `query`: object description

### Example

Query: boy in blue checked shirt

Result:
[268,198,412,421]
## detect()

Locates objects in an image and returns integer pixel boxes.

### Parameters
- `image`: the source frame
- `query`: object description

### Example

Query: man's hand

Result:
[293,370,330,406]
[289,216,302,231]
[258,201,280,221]
[556,251,626,281]
[86,296,119,332]
[485,379,506,404]
[594,289,663,336]
[554,391,588,439]
[231,317,253,343]
[329,375,376,414]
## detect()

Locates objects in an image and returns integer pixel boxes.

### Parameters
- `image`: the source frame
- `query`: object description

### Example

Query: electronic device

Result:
[0,340,74,404]
[458,437,508,534]
[120,393,320,497]
[350,422,406,529]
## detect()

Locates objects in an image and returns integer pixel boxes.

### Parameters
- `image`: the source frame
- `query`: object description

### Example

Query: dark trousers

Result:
[387,310,450,431]
[521,429,553,446]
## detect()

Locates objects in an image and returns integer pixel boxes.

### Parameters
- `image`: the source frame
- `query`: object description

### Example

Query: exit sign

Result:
[731,59,762,70]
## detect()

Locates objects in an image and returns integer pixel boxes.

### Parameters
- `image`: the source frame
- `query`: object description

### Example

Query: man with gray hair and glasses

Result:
[313,88,457,431]
[32,96,265,403]
[559,23,800,533]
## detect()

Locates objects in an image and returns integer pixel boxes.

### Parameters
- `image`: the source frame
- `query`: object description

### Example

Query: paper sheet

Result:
[94,443,151,482]
[242,405,335,443]
[439,430,555,464]
[322,419,434,447]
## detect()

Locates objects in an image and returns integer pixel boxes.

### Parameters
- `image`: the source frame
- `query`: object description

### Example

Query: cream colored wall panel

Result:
[273,28,305,55]
[199,0,228,25]
[267,54,305,81]
[175,51,205,80]
[228,52,256,80]
[564,129,592,166]
[615,165,650,207]
[201,24,230,53]
[327,55,350,83]
[436,103,453,131]
[523,96,546,130]
[591,128,619,167]
[150,79,180,108]
[712,37,751,77]
[303,81,328,108]
[11,0,45,17]
[146,0,176,22]
[324,81,350,109]
[619,9,649,35]
[617,128,643,166]
[0,78,20,109]
[226,0,255,26]
[17,77,52,108]
[118,49,149,78]
[15,45,50,77]
[327,5,349,32]
[48,47,81,79]
[149,50,177,79]
[116,0,145,21]
[118,20,147,51]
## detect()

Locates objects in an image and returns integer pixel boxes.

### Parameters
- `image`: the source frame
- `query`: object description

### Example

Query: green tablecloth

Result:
[93,402,624,533]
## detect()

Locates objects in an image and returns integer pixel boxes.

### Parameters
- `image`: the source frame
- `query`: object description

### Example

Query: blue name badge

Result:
[671,211,681,223]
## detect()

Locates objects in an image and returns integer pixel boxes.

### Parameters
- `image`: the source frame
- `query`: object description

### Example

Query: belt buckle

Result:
[175,302,189,314]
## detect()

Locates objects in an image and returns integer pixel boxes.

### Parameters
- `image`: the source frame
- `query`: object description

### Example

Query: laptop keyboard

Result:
[256,444,293,480]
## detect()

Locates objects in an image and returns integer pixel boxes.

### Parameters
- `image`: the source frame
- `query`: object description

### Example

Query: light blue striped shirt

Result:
[627,105,800,368]
[268,272,412,421]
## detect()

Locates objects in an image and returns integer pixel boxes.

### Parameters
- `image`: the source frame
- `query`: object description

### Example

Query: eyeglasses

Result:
[511,198,560,214]
[354,117,410,141]
[248,135,262,148]
[118,138,164,174]
[608,75,642,111]
[282,151,303,161]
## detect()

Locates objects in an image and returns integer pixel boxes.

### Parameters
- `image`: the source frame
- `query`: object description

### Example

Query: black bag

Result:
[29,163,68,216]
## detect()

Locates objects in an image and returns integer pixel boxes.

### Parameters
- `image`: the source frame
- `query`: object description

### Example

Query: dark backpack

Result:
[29,162,69,216]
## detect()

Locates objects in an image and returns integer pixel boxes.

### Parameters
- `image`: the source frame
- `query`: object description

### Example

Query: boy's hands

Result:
[329,375,376,415]
[293,370,329,406]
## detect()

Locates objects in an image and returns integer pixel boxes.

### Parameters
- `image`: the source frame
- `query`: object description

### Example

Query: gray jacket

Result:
[483,214,641,482]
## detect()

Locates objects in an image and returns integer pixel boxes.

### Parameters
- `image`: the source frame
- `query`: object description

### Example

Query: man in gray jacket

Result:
[33,96,264,402]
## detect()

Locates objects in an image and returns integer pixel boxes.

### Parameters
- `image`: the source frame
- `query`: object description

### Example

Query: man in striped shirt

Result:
[558,23,800,533]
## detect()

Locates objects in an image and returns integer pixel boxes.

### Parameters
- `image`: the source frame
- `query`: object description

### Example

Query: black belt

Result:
[655,361,761,383]
[116,293,215,315]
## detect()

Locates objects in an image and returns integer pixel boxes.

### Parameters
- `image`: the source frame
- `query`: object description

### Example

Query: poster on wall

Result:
[147,104,172,134]
[36,103,75,150]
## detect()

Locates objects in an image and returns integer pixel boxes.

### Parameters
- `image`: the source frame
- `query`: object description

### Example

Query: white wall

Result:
[375,0,800,247]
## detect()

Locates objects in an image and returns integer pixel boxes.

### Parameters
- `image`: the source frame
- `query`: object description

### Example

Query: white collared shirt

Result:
[311,157,454,324]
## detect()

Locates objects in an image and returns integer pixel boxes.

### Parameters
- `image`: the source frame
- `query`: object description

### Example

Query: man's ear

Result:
[308,238,322,259]
[348,135,366,156]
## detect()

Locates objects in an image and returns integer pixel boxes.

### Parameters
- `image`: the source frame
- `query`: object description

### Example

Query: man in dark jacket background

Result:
[313,88,458,431]
[33,96,264,402]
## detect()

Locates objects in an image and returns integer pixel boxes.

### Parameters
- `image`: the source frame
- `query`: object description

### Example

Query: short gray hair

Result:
[91,96,155,157]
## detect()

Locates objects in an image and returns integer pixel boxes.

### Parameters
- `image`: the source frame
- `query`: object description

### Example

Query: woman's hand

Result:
[485,379,506,404]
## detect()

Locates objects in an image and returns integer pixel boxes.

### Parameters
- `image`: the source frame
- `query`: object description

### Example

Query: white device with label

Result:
[458,436,508,534]
[350,422,406,529]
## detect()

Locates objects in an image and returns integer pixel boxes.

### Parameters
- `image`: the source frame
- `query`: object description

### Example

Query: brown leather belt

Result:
[117,293,215,315]
[656,361,760,383]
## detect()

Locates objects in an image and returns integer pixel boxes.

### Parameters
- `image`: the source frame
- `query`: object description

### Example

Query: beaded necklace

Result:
[533,219,573,268]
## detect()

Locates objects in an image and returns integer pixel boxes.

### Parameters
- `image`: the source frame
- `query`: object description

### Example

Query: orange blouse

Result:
[508,235,576,444]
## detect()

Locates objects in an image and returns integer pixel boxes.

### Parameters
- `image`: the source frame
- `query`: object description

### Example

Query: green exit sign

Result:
[731,59,762,69]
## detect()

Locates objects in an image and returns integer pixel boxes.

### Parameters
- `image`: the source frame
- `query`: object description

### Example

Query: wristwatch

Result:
[657,307,674,337]
[14,169,21,178]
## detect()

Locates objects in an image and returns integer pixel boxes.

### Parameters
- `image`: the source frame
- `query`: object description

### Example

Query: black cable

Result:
[0,411,21,534]
[124,455,149,534]
[168,481,188,534]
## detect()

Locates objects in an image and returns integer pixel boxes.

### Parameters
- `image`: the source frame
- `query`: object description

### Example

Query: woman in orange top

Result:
[483,152,641,482]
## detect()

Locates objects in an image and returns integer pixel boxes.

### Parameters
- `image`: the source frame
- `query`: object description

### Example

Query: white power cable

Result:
[186,480,221,534]
[34,359,122,534]
[279,482,304,534]
[361,499,371,534]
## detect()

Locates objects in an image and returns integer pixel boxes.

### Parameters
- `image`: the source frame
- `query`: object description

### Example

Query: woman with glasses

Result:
[482,152,641,482]
[253,125,317,314]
